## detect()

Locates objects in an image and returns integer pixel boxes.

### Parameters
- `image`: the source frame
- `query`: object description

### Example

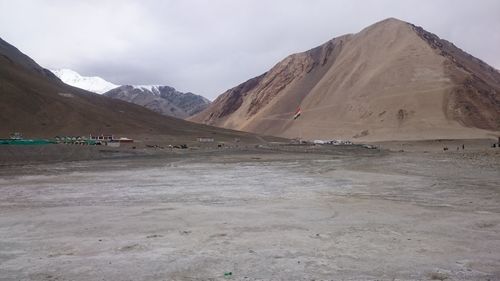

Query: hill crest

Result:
[190,18,500,141]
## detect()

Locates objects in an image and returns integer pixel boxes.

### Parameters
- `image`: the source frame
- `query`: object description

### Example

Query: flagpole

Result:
[298,122,301,142]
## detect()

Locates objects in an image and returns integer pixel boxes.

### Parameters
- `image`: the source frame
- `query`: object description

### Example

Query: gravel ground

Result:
[0,146,499,280]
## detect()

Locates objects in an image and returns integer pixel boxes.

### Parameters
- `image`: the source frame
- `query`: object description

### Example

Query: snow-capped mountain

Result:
[51,68,210,119]
[104,85,211,119]
[51,68,118,94]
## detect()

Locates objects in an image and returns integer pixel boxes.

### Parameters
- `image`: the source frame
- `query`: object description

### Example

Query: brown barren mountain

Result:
[0,37,256,142]
[190,18,500,141]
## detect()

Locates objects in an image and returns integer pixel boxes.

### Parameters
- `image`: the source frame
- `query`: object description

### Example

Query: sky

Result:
[0,0,499,100]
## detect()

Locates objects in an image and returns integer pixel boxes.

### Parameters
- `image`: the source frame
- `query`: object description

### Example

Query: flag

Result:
[293,107,301,120]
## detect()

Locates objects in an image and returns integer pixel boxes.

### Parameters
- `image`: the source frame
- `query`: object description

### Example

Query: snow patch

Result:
[51,69,119,94]
[134,85,162,95]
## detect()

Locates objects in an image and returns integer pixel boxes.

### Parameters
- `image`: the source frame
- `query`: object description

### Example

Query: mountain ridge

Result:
[103,85,210,119]
[190,18,500,141]
[51,68,211,119]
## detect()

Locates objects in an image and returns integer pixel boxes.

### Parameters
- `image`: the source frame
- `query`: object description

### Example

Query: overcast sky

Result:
[0,0,499,99]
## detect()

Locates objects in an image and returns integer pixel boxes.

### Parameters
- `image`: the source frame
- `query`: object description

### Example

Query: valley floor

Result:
[0,146,499,280]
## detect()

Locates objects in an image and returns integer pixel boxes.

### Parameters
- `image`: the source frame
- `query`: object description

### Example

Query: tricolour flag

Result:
[293,107,301,120]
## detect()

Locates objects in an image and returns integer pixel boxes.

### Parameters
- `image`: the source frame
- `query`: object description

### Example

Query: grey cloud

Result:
[0,0,499,99]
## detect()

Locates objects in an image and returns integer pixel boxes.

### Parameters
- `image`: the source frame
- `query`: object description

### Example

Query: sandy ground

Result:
[0,145,499,280]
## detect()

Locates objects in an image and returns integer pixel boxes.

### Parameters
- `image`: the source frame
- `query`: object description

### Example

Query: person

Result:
[462,144,465,150]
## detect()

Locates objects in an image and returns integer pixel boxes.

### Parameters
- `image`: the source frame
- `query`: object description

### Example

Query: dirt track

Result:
[0,146,499,280]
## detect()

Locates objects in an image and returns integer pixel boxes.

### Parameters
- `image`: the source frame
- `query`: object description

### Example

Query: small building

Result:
[90,134,114,141]
[197,137,214,143]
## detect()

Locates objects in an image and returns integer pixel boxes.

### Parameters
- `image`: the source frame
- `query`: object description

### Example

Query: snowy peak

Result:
[103,85,211,119]
[128,85,210,102]
[134,85,162,94]
[51,68,210,119]
[51,68,118,94]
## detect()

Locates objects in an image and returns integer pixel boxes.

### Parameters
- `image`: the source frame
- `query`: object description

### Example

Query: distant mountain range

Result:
[3,17,498,142]
[190,18,500,141]
[51,69,210,119]
[0,36,251,141]
[103,85,210,119]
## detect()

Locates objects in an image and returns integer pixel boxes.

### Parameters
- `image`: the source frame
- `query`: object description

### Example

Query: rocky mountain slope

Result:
[51,68,210,119]
[0,37,256,142]
[51,68,119,94]
[103,85,210,119]
[190,18,500,141]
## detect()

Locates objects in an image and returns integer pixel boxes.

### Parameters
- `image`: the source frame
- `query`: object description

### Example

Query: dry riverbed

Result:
[0,146,499,280]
